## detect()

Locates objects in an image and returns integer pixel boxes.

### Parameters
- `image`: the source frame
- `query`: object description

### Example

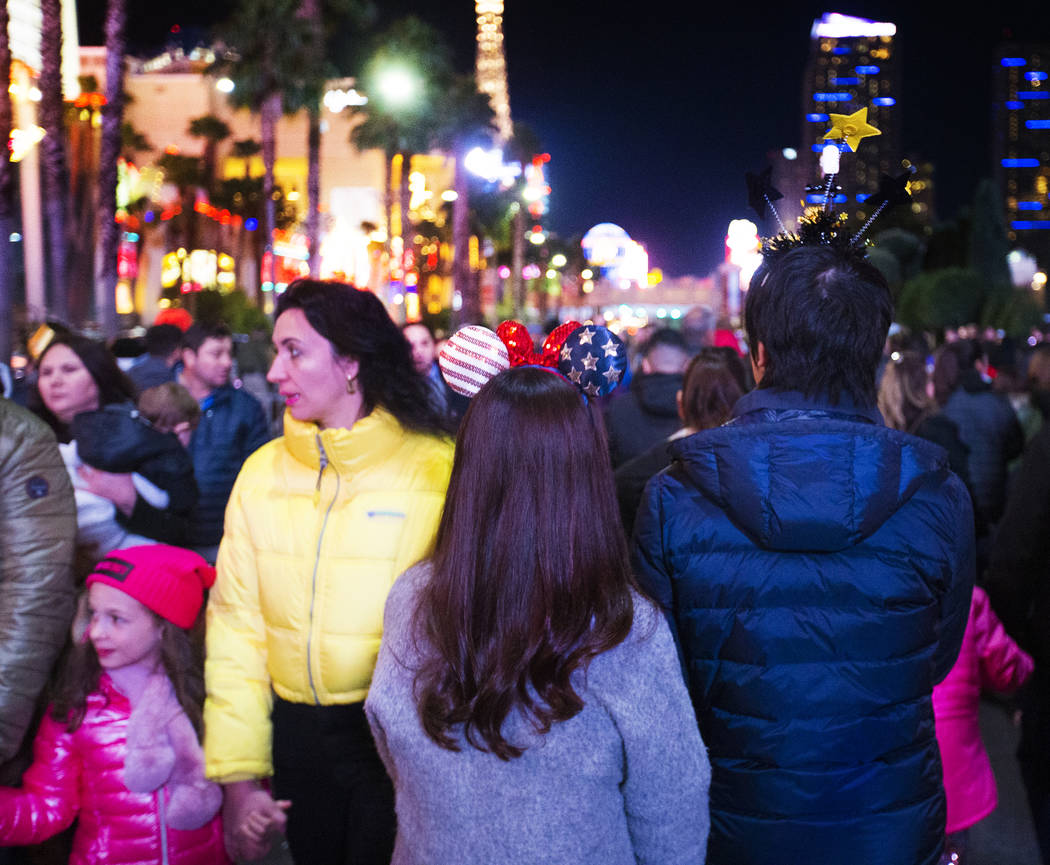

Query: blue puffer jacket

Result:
[632,389,975,865]
[186,384,270,547]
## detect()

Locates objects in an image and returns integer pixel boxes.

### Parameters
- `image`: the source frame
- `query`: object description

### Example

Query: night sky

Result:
[76,2,1050,277]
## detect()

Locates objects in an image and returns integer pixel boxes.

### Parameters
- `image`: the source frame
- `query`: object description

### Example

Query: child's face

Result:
[172,421,193,448]
[87,583,164,672]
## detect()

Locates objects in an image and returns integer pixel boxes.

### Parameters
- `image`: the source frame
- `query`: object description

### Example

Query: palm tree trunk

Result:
[95,0,127,337]
[0,1,15,366]
[301,0,322,278]
[40,0,69,323]
[261,90,280,291]
[306,107,321,277]
[383,150,393,255]
[398,150,412,271]
[452,157,478,326]
[511,206,525,317]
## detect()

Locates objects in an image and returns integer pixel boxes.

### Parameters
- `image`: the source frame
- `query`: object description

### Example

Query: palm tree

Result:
[430,76,496,327]
[0,0,15,364]
[506,123,543,317]
[39,0,69,323]
[155,152,204,255]
[95,0,127,336]
[298,0,324,277]
[350,17,451,285]
[231,138,261,179]
[213,0,310,291]
[188,114,232,192]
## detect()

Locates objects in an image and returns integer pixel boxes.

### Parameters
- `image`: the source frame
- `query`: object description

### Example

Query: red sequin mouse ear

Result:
[539,320,582,367]
[439,325,511,397]
[496,320,535,367]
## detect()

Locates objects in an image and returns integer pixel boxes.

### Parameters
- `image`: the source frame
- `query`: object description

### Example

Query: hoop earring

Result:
[346,374,358,395]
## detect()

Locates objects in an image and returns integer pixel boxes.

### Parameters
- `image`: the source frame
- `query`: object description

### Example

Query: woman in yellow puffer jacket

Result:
[203,279,454,865]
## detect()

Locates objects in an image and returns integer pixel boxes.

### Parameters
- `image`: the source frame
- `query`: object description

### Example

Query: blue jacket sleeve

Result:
[630,474,684,659]
[931,472,977,685]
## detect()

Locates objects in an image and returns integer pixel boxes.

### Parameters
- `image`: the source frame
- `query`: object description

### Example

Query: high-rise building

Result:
[801,13,901,220]
[994,45,1050,268]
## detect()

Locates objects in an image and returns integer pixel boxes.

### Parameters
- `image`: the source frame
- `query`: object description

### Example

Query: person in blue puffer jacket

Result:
[632,243,975,865]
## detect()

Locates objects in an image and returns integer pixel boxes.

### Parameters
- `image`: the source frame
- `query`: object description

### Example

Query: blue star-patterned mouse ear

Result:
[556,325,627,399]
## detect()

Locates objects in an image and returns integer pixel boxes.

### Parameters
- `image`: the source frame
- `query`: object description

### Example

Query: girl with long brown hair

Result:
[365,366,711,865]
[0,545,226,864]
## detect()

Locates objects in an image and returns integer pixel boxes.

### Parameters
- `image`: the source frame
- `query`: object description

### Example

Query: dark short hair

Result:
[276,279,449,437]
[414,367,635,760]
[401,321,435,338]
[145,324,184,357]
[745,245,893,406]
[642,327,688,359]
[182,322,232,354]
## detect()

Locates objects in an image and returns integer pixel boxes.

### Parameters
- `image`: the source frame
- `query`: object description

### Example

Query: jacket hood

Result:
[670,390,951,552]
[73,403,183,472]
[632,372,683,418]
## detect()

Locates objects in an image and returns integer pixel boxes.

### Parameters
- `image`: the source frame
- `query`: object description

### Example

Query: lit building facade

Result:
[81,47,458,321]
[994,45,1050,267]
[801,13,900,217]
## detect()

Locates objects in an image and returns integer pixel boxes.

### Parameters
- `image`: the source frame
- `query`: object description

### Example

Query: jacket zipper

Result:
[158,788,169,865]
[306,435,340,704]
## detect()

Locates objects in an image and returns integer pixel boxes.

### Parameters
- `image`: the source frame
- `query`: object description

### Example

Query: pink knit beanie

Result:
[86,545,216,629]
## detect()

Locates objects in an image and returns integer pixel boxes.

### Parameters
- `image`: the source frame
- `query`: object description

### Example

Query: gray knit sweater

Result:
[365,563,711,865]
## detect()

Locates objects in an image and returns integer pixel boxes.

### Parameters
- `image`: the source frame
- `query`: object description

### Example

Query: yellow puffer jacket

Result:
[203,408,453,781]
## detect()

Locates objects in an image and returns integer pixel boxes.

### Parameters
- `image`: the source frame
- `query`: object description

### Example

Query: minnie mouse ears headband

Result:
[439,320,628,399]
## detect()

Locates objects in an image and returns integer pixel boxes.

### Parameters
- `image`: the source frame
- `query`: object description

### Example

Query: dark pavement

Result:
[971,698,1041,865]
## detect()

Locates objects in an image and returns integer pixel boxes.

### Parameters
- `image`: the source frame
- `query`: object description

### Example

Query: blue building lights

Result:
[855,65,880,75]
[830,77,859,85]
[805,193,847,204]
[1006,101,1024,109]
[857,194,870,202]
[1002,58,1027,66]
[1018,92,1050,100]
[872,97,896,106]
[1018,202,1045,210]
[1012,221,1050,230]
[1026,71,1049,81]
[1027,120,1050,129]
[833,46,850,55]
[813,92,851,102]
[806,113,830,122]
[1002,158,1040,167]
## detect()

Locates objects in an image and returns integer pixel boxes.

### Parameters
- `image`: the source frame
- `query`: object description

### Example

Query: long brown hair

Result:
[414,368,636,760]
[878,351,932,433]
[680,348,746,430]
[50,594,207,737]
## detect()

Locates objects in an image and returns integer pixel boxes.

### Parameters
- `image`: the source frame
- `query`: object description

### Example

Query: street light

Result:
[375,65,421,110]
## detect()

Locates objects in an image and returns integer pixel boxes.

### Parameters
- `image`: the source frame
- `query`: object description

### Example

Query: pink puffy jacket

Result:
[0,675,228,865]
[933,586,1034,833]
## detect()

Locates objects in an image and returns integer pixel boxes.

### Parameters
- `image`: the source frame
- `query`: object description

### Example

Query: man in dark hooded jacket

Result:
[604,328,691,467]
[632,244,974,865]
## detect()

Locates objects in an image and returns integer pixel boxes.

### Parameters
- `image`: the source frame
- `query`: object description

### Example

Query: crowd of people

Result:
[0,247,1048,865]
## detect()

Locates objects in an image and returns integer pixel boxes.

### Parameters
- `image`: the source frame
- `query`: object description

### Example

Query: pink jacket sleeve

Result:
[973,586,1035,694]
[0,713,80,844]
